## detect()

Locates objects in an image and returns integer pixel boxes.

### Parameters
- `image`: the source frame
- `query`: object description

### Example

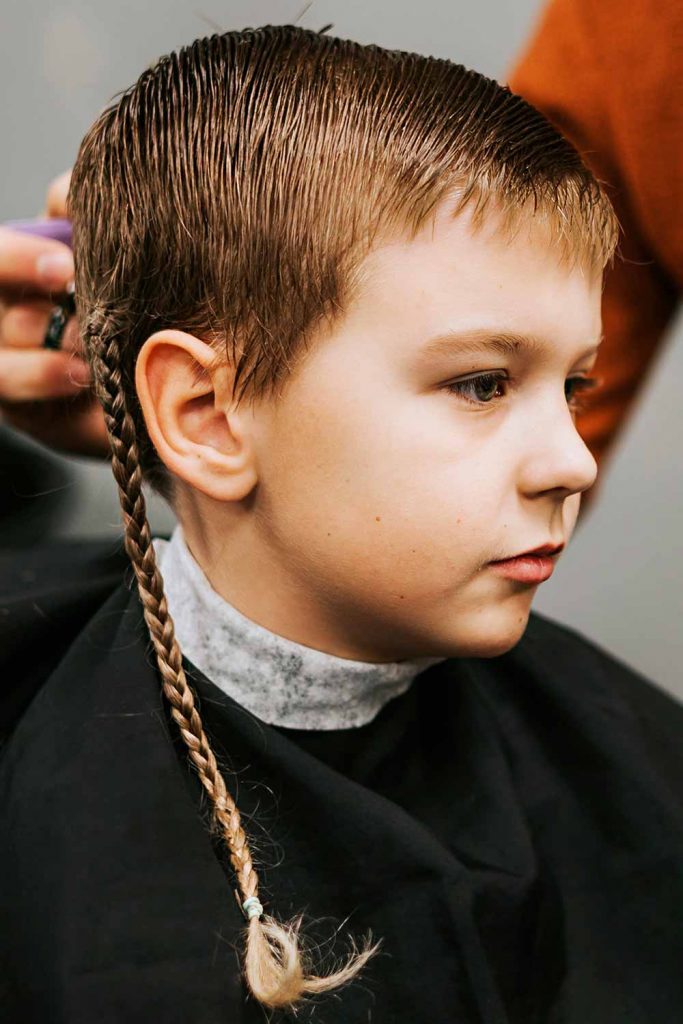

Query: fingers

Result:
[0,227,74,297]
[0,202,88,407]
[43,168,73,218]
[0,167,108,455]
[0,300,88,402]
[0,347,91,402]
[0,168,75,302]
[1,302,82,355]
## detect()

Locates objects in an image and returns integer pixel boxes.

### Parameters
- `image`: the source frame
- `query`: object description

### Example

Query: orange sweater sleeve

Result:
[506,0,681,512]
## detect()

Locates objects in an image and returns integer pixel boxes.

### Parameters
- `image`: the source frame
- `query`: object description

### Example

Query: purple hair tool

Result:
[2,217,73,249]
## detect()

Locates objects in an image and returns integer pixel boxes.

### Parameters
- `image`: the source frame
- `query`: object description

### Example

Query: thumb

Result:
[42,168,73,219]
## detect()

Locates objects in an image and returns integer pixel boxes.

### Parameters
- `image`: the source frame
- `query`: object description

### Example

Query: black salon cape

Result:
[1,539,683,1024]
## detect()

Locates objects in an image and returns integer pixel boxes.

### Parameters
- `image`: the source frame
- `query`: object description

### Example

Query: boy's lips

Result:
[488,542,564,584]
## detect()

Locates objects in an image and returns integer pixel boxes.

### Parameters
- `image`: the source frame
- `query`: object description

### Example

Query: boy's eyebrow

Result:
[419,328,603,360]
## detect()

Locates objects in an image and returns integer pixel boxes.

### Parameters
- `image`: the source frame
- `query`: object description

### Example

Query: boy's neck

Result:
[152,526,446,730]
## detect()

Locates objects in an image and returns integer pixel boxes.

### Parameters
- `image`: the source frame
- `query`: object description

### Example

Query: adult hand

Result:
[0,169,109,457]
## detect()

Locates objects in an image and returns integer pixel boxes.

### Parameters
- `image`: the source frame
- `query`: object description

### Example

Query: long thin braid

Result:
[87,321,382,1009]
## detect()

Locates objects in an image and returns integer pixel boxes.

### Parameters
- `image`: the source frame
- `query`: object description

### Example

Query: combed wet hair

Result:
[67,22,619,1011]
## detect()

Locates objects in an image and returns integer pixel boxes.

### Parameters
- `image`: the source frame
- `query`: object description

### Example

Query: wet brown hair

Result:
[67,22,619,1012]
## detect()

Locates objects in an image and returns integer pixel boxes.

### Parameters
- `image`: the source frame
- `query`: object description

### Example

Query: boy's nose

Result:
[518,406,599,500]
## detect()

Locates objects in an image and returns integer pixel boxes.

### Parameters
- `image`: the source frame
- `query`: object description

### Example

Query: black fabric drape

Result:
[0,425,73,547]
[1,539,682,1023]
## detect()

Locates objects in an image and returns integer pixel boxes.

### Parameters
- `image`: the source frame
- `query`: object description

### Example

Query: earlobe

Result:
[135,329,259,501]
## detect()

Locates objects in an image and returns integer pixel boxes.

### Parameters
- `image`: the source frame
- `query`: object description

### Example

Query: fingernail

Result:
[36,251,74,286]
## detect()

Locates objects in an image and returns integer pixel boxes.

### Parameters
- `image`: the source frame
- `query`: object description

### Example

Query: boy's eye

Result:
[443,372,603,413]
[445,371,507,405]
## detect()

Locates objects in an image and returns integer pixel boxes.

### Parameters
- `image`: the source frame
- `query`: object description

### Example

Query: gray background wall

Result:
[1,0,681,697]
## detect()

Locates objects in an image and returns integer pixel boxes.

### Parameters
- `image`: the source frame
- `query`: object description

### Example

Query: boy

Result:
[2,25,683,1023]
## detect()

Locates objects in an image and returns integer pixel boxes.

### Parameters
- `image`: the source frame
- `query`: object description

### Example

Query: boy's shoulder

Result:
[522,607,683,717]
[514,608,683,792]
[0,536,137,742]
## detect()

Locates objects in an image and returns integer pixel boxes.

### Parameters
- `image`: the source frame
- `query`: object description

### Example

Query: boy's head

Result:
[65,25,619,1007]
[68,24,617,663]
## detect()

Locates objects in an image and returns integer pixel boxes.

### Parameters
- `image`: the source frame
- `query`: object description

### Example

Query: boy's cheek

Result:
[292,498,478,592]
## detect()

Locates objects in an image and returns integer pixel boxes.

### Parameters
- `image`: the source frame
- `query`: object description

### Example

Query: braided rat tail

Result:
[87,321,382,1010]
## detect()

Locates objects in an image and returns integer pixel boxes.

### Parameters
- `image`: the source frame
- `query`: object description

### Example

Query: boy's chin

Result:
[451,604,533,659]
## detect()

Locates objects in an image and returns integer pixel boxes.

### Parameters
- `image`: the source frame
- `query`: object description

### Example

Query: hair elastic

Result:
[242,895,264,921]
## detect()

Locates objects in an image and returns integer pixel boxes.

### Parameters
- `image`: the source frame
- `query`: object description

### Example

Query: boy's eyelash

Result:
[444,371,604,413]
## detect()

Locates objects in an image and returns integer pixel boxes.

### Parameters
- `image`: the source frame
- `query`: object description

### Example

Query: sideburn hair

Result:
[67,23,619,1011]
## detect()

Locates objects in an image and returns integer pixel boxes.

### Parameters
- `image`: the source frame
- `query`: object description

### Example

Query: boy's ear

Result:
[135,329,259,501]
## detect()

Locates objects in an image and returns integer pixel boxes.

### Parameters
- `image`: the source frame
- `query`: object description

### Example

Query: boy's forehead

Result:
[357,205,601,314]
[340,202,603,366]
